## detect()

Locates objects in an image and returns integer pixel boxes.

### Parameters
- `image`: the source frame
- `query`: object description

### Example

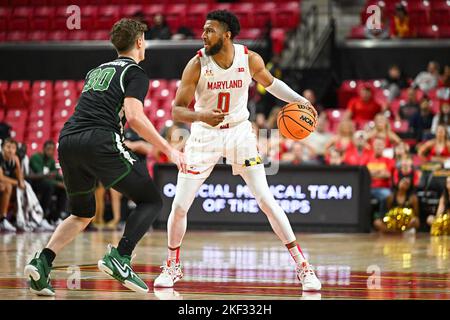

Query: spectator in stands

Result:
[266,106,282,130]
[364,5,390,40]
[325,119,356,162]
[383,64,408,102]
[418,124,450,164]
[328,148,344,166]
[393,141,411,168]
[399,87,420,122]
[0,138,25,232]
[281,141,317,165]
[345,85,383,126]
[427,176,450,230]
[412,61,440,93]
[431,102,450,136]
[146,14,172,40]
[367,113,402,151]
[393,155,420,189]
[302,89,323,113]
[373,175,420,233]
[93,183,122,230]
[342,130,373,166]
[304,113,332,164]
[409,97,434,141]
[439,65,450,88]
[365,137,394,220]
[390,4,413,39]
[29,140,66,226]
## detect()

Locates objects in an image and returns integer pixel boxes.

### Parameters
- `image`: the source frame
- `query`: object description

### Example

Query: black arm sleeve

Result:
[123,67,149,104]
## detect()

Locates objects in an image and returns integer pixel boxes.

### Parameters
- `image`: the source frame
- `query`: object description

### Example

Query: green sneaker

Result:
[24,253,55,296]
[97,244,148,294]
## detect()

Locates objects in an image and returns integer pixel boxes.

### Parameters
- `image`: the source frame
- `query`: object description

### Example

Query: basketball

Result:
[277,102,317,140]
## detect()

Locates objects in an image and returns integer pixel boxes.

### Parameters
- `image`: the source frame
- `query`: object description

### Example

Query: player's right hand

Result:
[169,149,187,173]
[199,109,228,127]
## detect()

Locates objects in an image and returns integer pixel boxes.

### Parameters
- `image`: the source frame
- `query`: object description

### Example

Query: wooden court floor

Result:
[0,230,448,300]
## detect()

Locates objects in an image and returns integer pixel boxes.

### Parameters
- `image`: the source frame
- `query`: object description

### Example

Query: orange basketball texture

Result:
[277,102,317,140]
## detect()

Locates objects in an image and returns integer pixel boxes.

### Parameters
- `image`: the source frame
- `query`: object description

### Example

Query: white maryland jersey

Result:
[194,44,252,126]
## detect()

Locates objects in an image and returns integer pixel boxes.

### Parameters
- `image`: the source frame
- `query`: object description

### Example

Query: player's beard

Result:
[205,38,223,56]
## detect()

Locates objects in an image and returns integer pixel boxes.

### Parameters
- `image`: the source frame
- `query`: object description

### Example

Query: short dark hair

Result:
[206,10,240,39]
[110,18,148,53]
[1,137,17,148]
[44,140,55,148]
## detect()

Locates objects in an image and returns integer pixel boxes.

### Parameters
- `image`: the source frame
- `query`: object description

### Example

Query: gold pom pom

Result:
[383,207,414,232]
[430,213,450,236]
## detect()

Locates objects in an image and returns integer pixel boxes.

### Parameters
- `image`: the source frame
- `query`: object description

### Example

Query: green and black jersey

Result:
[60,56,149,140]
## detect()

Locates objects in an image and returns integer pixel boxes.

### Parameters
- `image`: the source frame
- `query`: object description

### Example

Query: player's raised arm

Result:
[124,97,186,173]
[172,56,227,127]
[248,50,317,119]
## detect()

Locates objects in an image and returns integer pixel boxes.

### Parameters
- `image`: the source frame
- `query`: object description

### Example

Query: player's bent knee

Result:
[171,203,188,219]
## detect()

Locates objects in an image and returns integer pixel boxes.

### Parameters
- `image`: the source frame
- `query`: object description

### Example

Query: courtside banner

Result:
[153,164,371,232]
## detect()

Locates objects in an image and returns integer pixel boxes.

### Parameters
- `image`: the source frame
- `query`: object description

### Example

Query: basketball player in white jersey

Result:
[154,10,321,291]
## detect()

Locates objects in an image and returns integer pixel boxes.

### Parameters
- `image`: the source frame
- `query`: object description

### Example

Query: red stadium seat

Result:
[7,31,28,41]
[165,4,187,33]
[142,4,166,25]
[10,126,26,142]
[67,30,91,41]
[89,30,110,40]
[76,80,86,94]
[53,6,71,31]
[430,1,450,25]
[26,127,51,142]
[238,28,262,40]
[439,25,450,38]
[348,25,365,39]
[80,6,98,30]
[96,5,120,30]
[30,94,53,110]
[121,5,144,19]
[6,109,28,123]
[417,25,440,39]
[8,6,32,31]
[272,1,300,29]
[47,31,69,41]
[211,3,232,12]
[271,28,286,54]
[29,108,52,121]
[5,80,30,109]
[149,79,168,99]
[32,80,53,93]
[28,31,47,41]
[32,6,55,31]
[54,80,76,92]
[27,141,44,156]
[52,108,73,123]
[0,7,10,31]
[185,3,209,29]
[254,2,276,28]
[0,109,4,122]
[0,32,6,41]
[230,3,255,29]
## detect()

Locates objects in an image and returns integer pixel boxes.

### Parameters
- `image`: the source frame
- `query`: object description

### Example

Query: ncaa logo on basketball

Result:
[300,114,314,126]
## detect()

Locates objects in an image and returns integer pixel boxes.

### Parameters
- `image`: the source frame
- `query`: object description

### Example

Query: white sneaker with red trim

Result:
[296,262,322,291]
[153,260,183,288]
